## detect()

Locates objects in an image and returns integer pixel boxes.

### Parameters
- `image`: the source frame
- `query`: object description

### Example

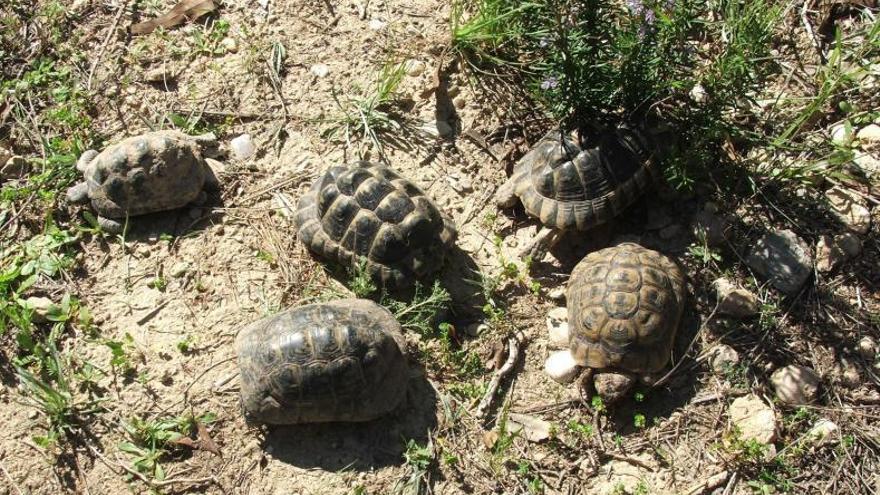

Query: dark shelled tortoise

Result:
[235,299,409,425]
[66,130,220,233]
[289,161,457,291]
[495,123,666,258]
[567,243,686,403]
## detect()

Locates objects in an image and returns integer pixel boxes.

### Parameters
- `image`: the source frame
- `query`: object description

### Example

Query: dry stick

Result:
[801,0,825,63]
[88,0,129,91]
[475,336,521,420]
[652,303,720,389]
[683,470,730,495]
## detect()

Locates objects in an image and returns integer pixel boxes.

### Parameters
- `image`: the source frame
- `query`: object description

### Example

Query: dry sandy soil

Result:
[2,0,880,494]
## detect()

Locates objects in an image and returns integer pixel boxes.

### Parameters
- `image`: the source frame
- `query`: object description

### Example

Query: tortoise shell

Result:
[235,299,408,425]
[567,243,686,374]
[293,161,457,290]
[503,125,655,230]
[80,131,208,218]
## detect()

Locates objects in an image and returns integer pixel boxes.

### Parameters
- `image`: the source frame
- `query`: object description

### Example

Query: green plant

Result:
[393,438,433,495]
[119,412,216,482]
[189,19,232,57]
[323,60,407,155]
[347,256,378,298]
[687,231,722,266]
[14,351,103,448]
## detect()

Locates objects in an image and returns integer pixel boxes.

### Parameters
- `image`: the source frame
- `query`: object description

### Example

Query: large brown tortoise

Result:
[235,299,409,424]
[495,124,663,258]
[566,243,686,402]
[66,131,220,233]
[291,161,457,291]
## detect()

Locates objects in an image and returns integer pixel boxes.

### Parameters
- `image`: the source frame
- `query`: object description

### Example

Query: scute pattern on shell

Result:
[567,243,686,374]
[507,126,654,230]
[82,131,207,218]
[235,299,408,424]
[294,161,457,290]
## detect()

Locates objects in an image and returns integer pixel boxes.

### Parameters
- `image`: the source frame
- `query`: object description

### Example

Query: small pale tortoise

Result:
[235,299,409,424]
[495,124,664,257]
[66,131,220,233]
[291,161,457,291]
[567,243,686,402]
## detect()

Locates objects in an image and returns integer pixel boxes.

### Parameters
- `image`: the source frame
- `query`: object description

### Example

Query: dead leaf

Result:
[507,413,552,443]
[482,340,507,371]
[481,430,499,449]
[131,0,217,35]
[169,420,221,456]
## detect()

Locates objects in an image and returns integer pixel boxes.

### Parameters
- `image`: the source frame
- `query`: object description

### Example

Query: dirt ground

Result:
[2,0,880,494]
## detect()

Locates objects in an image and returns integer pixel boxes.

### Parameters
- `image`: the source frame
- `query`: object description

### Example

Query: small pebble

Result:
[830,123,854,146]
[21,296,55,323]
[804,419,839,448]
[221,37,239,53]
[858,336,877,361]
[546,287,566,302]
[310,63,330,77]
[405,59,425,77]
[709,344,740,374]
[856,124,880,145]
[689,84,709,103]
[230,134,256,161]
[368,19,386,30]
[170,262,189,278]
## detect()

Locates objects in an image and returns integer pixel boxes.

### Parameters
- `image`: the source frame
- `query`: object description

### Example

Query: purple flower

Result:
[540,76,559,90]
[644,9,656,25]
[626,0,645,15]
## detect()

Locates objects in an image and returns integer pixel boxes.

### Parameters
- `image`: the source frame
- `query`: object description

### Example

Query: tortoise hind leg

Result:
[521,227,560,264]
[66,182,90,204]
[494,175,520,209]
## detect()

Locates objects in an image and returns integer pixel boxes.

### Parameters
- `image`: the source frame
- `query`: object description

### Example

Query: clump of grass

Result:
[323,61,407,155]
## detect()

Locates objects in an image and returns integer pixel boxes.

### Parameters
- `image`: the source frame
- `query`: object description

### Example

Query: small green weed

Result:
[347,256,378,298]
[119,412,217,482]
[323,60,407,155]
[393,438,434,495]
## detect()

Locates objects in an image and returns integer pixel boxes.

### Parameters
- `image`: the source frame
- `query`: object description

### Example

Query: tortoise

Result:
[235,299,409,425]
[291,161,457,291]
[495,124,664,259]
[66,130,220,233]
[565,242,686,403]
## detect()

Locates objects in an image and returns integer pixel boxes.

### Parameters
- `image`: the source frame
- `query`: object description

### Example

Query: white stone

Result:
[771,365,821,406]
[405,59,426,77]
[859,336,877,361]
[544,350,580,384]
[853,152,880,177]
[230,134,256,161]
[310,63,330,77]
[0,146,11,167]
[830,123,854,146]
[747,229,813,296]
[221,37,239,53]
[729,394,777,444]
[368,19,386,31]
[547,287,566,302]
[689,84,709,103]
[803,419,839,448]
[856,124,880,145]
[546,307,570,347]
[826,186,871,234]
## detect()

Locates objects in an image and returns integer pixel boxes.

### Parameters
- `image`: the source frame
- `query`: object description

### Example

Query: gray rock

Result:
[771,364,821,406]
[836,232,862,258]
[713,278,760,318]
[826,186,871,234]
[546,287,566,302]
[852,152,880,177]
[709,344,740,374]
[803,419,839,448]
[729,394,777,444]
[747,230,812,296]
[421,120,453,138]
[169,262,189,278]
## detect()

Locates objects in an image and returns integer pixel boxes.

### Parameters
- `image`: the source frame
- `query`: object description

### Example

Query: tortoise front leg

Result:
[97,216,124,235]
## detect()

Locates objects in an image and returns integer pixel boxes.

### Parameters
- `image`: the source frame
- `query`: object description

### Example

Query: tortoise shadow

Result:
[605,296,702,432]
[263,366,439,471]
